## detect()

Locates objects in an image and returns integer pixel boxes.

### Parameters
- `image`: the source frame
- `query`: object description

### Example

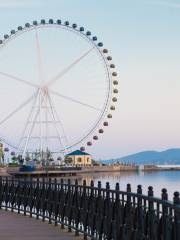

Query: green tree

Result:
[91,159,100,166]
[0,148,3,164]
[11,156,17,163]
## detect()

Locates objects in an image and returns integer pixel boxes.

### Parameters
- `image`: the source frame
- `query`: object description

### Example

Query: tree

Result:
[11,156,17,163]
[0,148,3,164]
[17,155,23,165]
[91,159,100,166]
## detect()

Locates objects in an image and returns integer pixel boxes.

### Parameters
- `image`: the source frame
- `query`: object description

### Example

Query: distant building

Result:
[64,150,92,166]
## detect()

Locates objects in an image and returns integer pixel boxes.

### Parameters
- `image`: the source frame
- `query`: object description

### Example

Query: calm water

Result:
[73,170,180,201]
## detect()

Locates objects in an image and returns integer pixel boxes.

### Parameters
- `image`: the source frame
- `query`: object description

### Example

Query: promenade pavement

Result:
[0,210,82,240]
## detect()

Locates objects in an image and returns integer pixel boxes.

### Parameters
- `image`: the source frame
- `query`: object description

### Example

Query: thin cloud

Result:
[145,0,180,9]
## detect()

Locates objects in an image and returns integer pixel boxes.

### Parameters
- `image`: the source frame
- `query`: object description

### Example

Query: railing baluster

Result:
[136,185,144,240]
[47,178,52,224]
[54,178,58,226]
[96,181,103,240]
[147,186,159,240]
[36,177,40,219]
[74,179,80,236]
[173,192,180,240]
[23,178,27,216]
[122,183,132,240]
[5,177,8,210]
[17,178,21,214]
[161,188,171,240]
[67,179,72,232]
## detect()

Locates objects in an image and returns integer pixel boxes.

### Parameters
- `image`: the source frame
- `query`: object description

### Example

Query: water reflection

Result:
[56,170,180,201]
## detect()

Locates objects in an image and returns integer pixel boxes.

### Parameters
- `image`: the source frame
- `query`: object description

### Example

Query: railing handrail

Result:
[2,177,179,209]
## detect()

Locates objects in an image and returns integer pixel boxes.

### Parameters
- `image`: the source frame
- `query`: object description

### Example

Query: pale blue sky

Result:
[0,0,179,159]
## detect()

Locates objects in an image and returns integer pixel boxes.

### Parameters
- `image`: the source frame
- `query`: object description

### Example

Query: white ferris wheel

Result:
[0,19,118,159]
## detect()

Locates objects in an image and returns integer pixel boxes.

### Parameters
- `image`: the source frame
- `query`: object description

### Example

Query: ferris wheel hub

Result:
[40,86,49,95]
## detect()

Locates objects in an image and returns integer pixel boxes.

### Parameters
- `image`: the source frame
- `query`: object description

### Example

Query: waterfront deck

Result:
[0,210,81,240]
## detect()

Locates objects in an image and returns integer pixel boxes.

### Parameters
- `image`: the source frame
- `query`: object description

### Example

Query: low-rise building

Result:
[64,150,92,166]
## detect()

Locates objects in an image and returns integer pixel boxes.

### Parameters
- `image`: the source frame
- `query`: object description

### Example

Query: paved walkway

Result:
[0,210,82,240]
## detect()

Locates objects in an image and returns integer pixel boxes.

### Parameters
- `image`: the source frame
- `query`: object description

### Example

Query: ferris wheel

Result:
[0,19,118,157]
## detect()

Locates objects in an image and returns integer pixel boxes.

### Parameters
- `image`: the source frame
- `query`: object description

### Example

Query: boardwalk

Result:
[0,210,81,240]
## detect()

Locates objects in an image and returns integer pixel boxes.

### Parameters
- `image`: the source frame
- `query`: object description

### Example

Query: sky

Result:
[0,0,179,159]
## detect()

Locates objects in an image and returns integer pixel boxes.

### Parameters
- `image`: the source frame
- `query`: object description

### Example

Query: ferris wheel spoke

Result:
[0,91,37,126]
[46,47,95,88]
[35,28,44,84]
[18,90,39,150]
[50,90,101,111]
[0,71,39,89]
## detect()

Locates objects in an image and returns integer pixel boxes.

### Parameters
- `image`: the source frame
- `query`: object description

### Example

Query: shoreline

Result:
[0,164,180,177]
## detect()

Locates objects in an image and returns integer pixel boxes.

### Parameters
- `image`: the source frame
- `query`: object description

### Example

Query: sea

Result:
[73,168,180,201]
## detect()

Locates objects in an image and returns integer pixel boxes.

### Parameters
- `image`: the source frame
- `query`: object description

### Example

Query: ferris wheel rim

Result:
[0,19,118,153]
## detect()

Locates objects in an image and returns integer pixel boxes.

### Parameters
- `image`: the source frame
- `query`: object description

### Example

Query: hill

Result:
[102,148,180,165]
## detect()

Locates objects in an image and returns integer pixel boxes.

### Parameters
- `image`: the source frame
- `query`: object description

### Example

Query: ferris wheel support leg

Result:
[22,90,45,161]
[18,90,39,151]
[48,93,69,154]
[43,93,66,155]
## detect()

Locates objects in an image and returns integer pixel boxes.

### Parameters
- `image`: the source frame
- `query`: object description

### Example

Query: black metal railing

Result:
[0,177,180,240]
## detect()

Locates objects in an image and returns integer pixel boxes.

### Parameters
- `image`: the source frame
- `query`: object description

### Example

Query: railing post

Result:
[23,177,27,216]
[124,183,132,239]
[54,178,58,226]
[136,185,144,240]
[74,179,80,236]
[173,192,180,240]
[67,179,72,232]
[161,188,171,240]
[10,178,14,212]
[36,177,40,219]
[82,179,88,240]
[29,177,33,218]
[5,177,8,210]
[60,178,65,229]
[96,181,103,240]
[104,182,112,240]
[147,186,158,239]
[17,178,21,214]
[48,178,52,224]
[89,180,95,239]
[112,183,121,240]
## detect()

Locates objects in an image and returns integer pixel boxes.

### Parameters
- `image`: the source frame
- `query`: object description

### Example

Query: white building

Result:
[65,150,92,166]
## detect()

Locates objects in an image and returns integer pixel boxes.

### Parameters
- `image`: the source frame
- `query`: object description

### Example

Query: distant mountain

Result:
[102,149,180,165]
